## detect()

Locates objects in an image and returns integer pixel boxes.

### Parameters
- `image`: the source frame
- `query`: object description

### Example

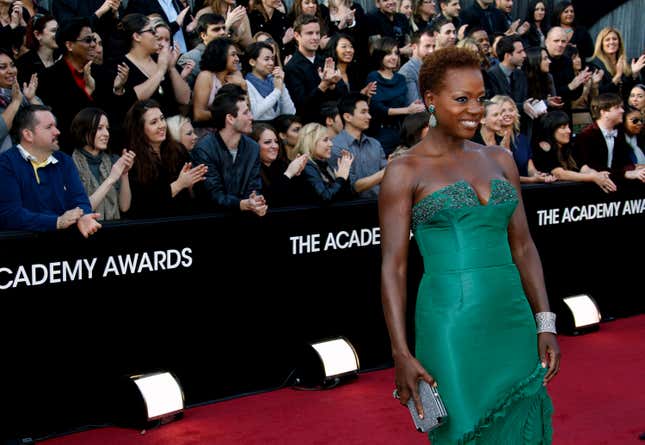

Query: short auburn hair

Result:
[419,47,482,95]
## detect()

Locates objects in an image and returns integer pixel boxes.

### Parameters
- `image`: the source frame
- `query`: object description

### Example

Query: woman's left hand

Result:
[631,55,645,77]
[538,332,560,385]
[22,73,38,102]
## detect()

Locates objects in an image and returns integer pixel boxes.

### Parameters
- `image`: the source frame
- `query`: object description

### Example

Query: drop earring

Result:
[428,104,437,128]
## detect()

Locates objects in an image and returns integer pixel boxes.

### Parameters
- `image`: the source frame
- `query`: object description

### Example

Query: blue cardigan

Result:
[0,146,92,232]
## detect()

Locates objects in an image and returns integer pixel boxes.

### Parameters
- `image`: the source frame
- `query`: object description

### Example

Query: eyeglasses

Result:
[76,36,97,44]
[630,117,643,124]
[139,28,156,36]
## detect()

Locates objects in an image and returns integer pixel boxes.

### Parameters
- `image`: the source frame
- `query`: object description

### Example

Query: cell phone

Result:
[406,380,448,433]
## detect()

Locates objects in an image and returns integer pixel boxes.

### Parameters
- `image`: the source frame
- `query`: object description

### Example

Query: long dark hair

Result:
[326,33,355,66]
[539,111,577,170]
[551,0,576,28]
[124,100,187,184]
[70,107,108,150]
[525,47,554,101]
[26,13,56,50]
[525,0,549,32]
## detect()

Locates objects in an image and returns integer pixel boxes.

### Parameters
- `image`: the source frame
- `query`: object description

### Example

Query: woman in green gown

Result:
[379,47,561,444]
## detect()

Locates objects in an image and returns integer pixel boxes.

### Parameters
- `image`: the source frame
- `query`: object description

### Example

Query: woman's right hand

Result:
[593,171,617,193]
[335,150,353,179]
[176,162,208,190]
[407,101,426,114]
[394,354,436,418]
[284,153,308,178]
[11,79,23,104]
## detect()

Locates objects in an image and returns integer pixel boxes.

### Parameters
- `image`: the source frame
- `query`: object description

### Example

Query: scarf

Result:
[72,149,120,221]
[246,73,278,112]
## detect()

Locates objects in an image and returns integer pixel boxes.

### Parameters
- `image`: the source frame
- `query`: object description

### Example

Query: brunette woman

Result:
[522,0,548,49]
[273,113,302,160]
[551,0,592,61]
[251,122,308,206]
[248,0,293,53]
[16,13,58,85]
[195,0,253,49]
[70,107,135,220]
[124,99,207,218]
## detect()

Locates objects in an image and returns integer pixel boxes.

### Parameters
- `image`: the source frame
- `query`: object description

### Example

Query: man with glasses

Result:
[178,13,228,88]
[37,18,106,153]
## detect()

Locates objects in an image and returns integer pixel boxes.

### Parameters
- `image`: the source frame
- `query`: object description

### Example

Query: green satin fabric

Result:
[412,180,553,444]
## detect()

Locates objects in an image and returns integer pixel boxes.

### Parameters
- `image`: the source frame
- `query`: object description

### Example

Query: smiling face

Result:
[553,123,571,146]
[295,22,321,55]
[0,53,17,88]
[93,114,110,150]
[560,5,574,25]
[37,19,59,50]
[335,37,355,64]
[226,45,240,72]
[381,47,400,70]
[68,26,96,64]
[258,128,280,165]
[312,130,333,160]
[398,0,412,18]
[424,67,485,139]
[251,47,275,78]
[377,0,397,15]
[533,2,545,21]
[344,100,371,132]
[481,102,503,132]
[471,30,490,56]
[143,108,167,145]
[499,101,516,129]
[180,121,198,150]
[601,31,620,56]
[624,110,643,136]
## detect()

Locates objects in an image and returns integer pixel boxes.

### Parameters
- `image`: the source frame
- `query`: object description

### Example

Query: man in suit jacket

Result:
[574,93,645,189]
[285,15,342,124]
[486,36,527,105]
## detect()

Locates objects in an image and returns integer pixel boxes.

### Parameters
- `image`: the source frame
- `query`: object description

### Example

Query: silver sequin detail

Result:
[411,179,518,231]
[535,312,557,334]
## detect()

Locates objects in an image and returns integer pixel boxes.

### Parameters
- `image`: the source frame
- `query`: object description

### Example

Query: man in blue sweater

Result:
[0,105,102,237]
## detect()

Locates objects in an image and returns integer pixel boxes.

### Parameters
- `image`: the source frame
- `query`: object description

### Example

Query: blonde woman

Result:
[588,27,645,97]
[295,123,354,203]
[491,95,555,183]
[166,115,198,151]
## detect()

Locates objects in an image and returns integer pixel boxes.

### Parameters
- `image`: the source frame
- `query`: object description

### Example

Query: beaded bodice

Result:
[410,179,519,273]
[411,179,517,232]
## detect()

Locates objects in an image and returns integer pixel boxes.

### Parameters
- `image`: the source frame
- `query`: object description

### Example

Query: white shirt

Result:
[17,144,58,166]
[626,135,645,164]
[157,0,187,53]
[599,127,617,167]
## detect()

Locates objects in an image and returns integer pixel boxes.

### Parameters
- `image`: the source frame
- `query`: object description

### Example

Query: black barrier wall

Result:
[1,182,644,440]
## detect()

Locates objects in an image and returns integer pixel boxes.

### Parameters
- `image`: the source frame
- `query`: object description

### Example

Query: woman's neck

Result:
[252,69,267,80]
[37,46,55,65]
[423,127,466,156]
[338,61,348,74]
[561,23,572,30]
[263,4,275,19]
[379,68,393,78]
[285,144,298,161]
[150,142,162,155]
[480,125,497,144]
[129,45,153,62]
[606,53,618,65]
[419,12,431,22]
[83,145,100,157]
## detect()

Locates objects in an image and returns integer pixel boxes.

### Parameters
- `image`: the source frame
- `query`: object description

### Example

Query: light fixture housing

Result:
[559,294,602,335]
[114,371,185,428]
[294,337,360,389]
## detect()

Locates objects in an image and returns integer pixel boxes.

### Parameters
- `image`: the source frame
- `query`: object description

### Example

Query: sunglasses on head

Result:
[76,35,97,44]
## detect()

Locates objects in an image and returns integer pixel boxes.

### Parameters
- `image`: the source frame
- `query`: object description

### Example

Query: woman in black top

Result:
[16,13,58,85]
[295,122,354,204]
[551,1,593,62]
[251,122,309,206]
[124,99,207,218]
[523,0,549,49]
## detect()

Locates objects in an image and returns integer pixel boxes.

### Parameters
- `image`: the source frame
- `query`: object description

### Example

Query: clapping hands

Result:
[242,190,268,216]
[334,149,354,180]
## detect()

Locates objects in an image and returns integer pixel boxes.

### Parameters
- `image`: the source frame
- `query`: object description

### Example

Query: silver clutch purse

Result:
[404,381,448,433]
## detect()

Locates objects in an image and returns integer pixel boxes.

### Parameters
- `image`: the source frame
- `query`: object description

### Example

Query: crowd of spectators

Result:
[0,0,643,236]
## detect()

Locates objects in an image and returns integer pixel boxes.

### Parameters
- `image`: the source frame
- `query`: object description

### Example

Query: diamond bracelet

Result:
[535,312,557,334]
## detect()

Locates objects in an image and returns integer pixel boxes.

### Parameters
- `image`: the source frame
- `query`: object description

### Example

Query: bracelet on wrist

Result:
[535,311,557,334]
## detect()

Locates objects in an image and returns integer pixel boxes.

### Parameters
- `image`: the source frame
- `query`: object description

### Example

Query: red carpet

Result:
[43,315,645,444]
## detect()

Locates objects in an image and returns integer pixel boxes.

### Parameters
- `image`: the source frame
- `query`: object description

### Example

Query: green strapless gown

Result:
[411,179,553,445]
